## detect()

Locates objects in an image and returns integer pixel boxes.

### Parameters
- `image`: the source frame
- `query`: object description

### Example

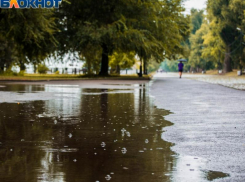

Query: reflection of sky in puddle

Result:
[171,155,229,182]
[171,155,207,182]
[38,152,66,182]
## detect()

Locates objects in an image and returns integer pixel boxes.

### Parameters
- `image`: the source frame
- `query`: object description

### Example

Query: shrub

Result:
[18,70,25,76]
[37,64,49,74]
[4,69,18,76]
[55,70,60,74]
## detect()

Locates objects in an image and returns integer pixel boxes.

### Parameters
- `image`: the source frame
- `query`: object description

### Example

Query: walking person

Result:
[178,61,184,78]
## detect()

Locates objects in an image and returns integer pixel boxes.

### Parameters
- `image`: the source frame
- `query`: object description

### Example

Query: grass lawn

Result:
[0,74,151,81]
[188,69,245,78]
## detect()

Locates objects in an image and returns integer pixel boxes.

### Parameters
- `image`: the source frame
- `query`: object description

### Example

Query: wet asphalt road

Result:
[151,73,245,181]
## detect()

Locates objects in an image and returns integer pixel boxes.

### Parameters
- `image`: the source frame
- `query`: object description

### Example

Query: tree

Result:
[160,59,178,72]
[185,9,206,72]
[109,51,136,74]
[188,21,215,71]
[147,59,161,73]
[207,0,245,72]
[0,9,57,72]
[202,20,225,70]
[56,0,189,76]
[190,9,205,35]
[0,36,18,72]
[80,43,101,75]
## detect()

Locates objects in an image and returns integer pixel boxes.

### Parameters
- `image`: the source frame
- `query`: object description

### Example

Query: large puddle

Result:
[0,83,229,182]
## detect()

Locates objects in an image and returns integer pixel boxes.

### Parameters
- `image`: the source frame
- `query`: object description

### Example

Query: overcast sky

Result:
[183,0,207,14]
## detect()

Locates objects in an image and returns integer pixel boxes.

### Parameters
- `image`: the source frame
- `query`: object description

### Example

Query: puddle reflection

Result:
[0,83,228,182]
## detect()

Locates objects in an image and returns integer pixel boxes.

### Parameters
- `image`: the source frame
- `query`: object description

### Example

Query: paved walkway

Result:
[150,73,245,182]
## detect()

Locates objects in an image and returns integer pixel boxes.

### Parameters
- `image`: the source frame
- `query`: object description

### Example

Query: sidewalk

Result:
[150,72,245,181]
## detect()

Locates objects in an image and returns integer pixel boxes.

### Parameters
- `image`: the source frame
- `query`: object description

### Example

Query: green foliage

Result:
[80,43,102,75]
[147,60,161,73]
[188,21,215,70]
[0,69,18,76]
[109,51,136,74]
[160,59,178,72]
[190,9,205,35]
[37,64,49,74]
[206,0,245,72]
[0,9,57,72]
[18,71,25,76]
[55,71,60,75]
[56,0,189,75]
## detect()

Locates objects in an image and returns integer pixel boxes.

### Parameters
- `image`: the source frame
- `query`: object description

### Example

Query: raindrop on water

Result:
[54,120,57,124]
[101,142,106,148]
[121,148,127,154]
[73,159,77,162]
[145,139,149,144]
[105,175,111,181]
[68,133,73,138]
[126,132,131,137]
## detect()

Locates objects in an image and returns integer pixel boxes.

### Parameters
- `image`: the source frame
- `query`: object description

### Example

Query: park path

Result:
[150,72,245,182]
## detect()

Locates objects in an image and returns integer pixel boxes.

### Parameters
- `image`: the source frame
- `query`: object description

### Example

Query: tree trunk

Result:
[116,65,120,74]
[33,64,37,73]
[20,61,26,71]
[138,58,143,77]
[5,62,11,70]
[87,59,92,75]
[239,56,243,75]
[143,59,147,75]
[99,44,109,76]
[0,62,4,73]
[223,46,232,73]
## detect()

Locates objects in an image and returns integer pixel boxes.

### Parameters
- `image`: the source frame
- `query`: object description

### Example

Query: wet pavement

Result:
[190,75,245,90]
[0,80,175,182]
[151,73,245,181]
[0,78,237,182]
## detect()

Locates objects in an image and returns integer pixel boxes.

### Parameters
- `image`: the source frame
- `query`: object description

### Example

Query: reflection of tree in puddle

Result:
[0,84,188,181]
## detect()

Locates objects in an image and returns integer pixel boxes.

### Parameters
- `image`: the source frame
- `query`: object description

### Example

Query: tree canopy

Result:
[55,0,189,75]
[181,1,245,73]
[0,9,57,72]
[205,0,245,72]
